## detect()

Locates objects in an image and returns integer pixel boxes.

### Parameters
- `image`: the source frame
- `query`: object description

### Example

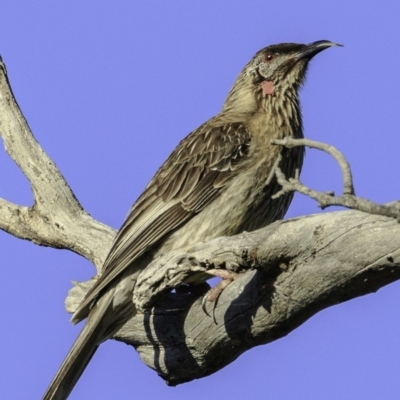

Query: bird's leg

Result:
[202,269,240,317]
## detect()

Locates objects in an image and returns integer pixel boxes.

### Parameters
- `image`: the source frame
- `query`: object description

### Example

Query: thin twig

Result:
[272,137,355,195]
[271,137,400,221]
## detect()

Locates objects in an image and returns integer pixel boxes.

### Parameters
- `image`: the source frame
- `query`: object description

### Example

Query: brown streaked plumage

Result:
[43,40,340,400]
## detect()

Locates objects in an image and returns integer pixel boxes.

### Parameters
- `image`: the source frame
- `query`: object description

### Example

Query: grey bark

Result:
[0,57,115,271]
[0,56,399,385]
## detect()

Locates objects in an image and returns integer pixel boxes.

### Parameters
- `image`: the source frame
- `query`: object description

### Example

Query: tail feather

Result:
[42,294,112,400]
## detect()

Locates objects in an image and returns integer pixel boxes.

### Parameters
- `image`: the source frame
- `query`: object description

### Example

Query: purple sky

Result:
[1,2,399,399]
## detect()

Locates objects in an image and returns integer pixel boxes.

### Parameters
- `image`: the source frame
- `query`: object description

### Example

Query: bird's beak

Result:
[293,40,343,61]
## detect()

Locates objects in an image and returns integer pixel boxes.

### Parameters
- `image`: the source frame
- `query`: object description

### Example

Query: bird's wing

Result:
[72,120,251,322]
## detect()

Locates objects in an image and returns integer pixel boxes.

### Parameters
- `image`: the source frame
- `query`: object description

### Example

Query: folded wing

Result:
[72,120,251,323]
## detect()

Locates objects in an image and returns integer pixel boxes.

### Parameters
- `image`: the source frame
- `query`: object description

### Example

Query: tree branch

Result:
[271,137,400,220]
[113,211,399,385]
[0,56,115,270]
[1,57,399,386]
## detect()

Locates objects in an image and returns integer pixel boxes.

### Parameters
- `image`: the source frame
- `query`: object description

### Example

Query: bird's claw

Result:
[201,294,212,317]
[201,269,240,318]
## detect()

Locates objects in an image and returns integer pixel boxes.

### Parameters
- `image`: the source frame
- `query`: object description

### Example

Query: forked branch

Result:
[0,57,399,385]
[0,57,114,270]
[272,137,400,220]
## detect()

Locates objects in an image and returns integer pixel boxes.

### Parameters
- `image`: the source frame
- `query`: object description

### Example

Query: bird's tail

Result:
[42,292,113,400]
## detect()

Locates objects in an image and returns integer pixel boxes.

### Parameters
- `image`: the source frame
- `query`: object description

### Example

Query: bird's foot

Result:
[202,269,240,317]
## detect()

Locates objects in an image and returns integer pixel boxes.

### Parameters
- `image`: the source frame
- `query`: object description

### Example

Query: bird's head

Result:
[222,40,341,118]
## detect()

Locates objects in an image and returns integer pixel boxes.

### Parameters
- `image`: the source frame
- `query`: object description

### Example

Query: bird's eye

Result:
[265,52,275,62]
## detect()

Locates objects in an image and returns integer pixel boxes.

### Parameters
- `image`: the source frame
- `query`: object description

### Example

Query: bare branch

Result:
[0,57,115,270]
[102,210,398,385]
[1,56,400,388]
[272,137,355,194]
[271,137,400,220]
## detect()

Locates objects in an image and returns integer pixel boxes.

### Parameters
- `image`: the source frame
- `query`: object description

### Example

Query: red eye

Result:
[265,52,274,62]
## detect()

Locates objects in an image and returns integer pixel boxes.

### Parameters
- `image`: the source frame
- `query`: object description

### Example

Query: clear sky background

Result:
[1,2,399,399]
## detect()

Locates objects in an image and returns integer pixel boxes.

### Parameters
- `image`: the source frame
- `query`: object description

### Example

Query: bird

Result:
[43,40,340,400]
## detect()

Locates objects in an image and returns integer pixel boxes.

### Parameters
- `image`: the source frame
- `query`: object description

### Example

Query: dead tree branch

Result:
[272,137,400,220]
[1,57,399,385]
[116,211,400,384]
[0,56,115,271]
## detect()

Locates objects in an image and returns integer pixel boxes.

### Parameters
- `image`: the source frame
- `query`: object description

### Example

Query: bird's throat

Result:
[261,80,275,96]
